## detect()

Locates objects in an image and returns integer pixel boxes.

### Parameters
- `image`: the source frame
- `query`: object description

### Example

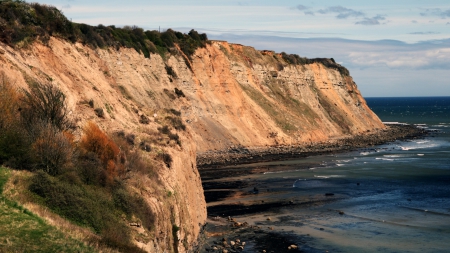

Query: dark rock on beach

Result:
[197,125,428,169]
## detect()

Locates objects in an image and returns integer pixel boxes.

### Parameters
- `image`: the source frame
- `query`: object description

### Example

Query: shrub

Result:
[139,141,151,152]
[165,65,177,79]
[0,73,21,130]
[158,125,171,135]
[168,133,181,146]
[0,1,209,62]
[94,108,104,118]
[174,88,185,98]
[30,122,74,175]
[157,152,172,168]
[80,122,124,183]
[280,52,310,65]
[0,73,31,167]
[0,126,31,169]
[20,82,71,131]
[165,116,186,131]
[166,108,181,116]
[75,152,105,186]
[163,88,177,100]
[139,114,150,124]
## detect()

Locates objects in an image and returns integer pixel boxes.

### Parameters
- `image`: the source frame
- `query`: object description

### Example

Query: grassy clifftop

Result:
[0,0,208,59]
[0,166,95,252]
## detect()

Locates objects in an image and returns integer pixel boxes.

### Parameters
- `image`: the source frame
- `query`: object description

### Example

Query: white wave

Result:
[417,154,424,156]
[314,175,342,179]
[336,164,345,167]
[336,159,351,163]
[360,152,370,156]
[263,169,302,175]
[383,154,403,158]
[376,158,395,161]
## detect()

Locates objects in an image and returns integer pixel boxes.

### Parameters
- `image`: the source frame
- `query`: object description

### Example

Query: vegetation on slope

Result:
[0,0,208,59]
[0,73,185,252]
[0,166,95,252]
[280,52,350,76]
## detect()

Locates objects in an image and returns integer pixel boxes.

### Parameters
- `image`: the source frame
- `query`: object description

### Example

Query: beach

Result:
[196,124,437,253]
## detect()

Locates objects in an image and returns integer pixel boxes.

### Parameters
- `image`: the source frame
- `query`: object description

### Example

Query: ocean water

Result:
[230,97,450,252]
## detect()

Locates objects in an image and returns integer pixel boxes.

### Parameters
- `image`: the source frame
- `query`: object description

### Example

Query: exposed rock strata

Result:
[1,36,388,252]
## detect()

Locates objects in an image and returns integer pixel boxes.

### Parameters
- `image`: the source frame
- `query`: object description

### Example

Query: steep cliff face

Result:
[179,41,384,152]
[0,38,206,252]
[0,36,383,251]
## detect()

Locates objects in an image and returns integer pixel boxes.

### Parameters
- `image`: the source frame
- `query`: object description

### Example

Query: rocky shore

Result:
[196,124,430,253]
[197,124,428,169]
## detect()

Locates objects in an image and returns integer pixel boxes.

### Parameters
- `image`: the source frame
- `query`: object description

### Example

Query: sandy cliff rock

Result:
[178,41,384,151]
[0,36,383,251]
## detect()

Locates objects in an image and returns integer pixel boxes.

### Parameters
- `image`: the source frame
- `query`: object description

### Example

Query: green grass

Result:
[0,167,95,253]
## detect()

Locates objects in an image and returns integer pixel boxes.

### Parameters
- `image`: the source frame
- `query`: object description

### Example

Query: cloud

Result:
[318,6,364,19]
[348,48,450,69]
[346,43,450,70]
[355,15,386,25]
[296,5,309,11]
[420,8,450,18]
[412,20,418,23]
[62,4,71,9]
[408,31,440,35]
[293,4,314,15]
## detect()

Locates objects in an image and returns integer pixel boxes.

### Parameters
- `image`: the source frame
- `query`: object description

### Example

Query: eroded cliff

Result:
[182,41,384,152]
[0,34,383,252]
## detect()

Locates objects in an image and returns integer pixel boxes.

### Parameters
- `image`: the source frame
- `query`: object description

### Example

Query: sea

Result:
[224,97,450,253]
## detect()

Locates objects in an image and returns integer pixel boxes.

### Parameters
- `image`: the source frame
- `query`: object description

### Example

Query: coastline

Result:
[198,124,427,175]
[196,124,430,253]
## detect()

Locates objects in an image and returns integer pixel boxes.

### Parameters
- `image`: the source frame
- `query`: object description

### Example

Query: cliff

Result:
[183,41,384,152]
[0,25,383,253]
[0,36,384,251]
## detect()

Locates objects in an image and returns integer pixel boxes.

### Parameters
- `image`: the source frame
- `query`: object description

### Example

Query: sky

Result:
[35,0,450,97]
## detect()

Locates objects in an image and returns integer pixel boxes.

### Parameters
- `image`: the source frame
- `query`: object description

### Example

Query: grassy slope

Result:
[0,167,95,253]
